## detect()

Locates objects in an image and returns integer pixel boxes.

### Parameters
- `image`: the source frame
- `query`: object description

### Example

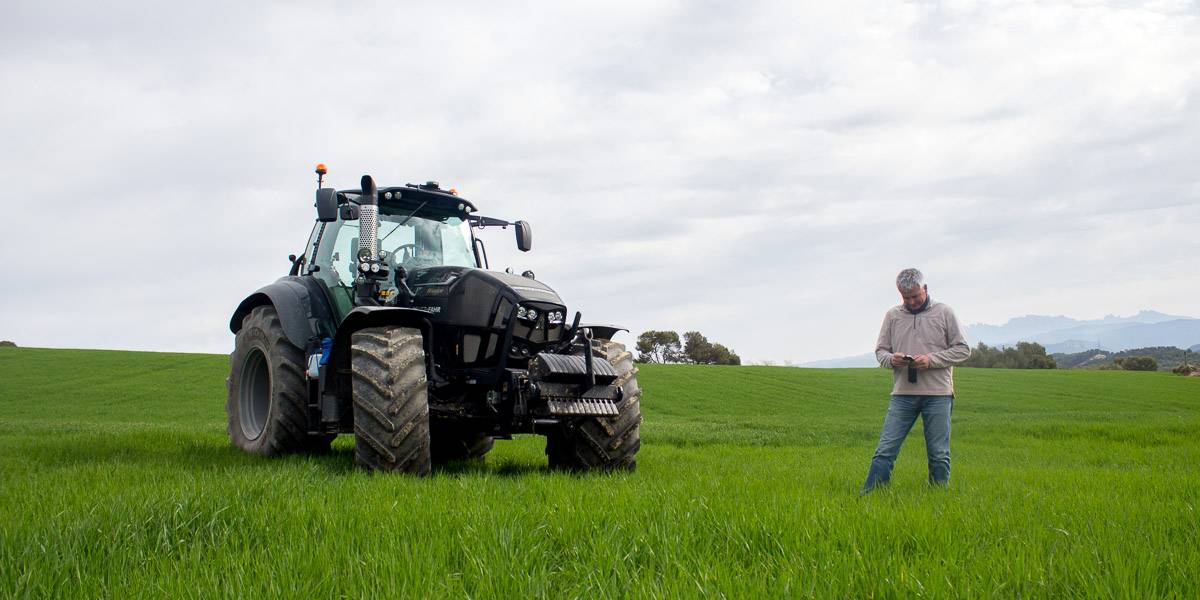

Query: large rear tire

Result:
[226,305,333,456]
[351,327,432,475]
[546,340,642,472]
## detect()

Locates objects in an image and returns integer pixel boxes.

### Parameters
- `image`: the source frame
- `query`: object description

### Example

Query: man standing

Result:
[862,268,971,494]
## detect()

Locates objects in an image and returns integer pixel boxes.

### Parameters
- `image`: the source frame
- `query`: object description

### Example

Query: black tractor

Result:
[226,166,641,474]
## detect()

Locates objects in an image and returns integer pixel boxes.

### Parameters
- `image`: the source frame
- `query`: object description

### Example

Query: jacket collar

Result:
[905,296,931,315]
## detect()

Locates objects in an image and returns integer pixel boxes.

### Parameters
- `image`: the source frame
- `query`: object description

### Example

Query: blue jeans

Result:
[862,395,953,493]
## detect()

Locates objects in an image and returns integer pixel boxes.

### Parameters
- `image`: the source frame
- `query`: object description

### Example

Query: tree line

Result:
[964,342,1167,371]
[1103,356,1158,371]
[1053,345,1193,371]
[962,342,1057,369]
[635,330,741,365]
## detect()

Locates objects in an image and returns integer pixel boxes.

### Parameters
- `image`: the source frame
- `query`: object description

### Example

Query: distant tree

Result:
[635,331,683,364]
[962,343,997,368]
[709,343,741,365]
[1015,342,1057,369]
[682,331,741,365]
[1115,356,1158,371]
[682,331,713,364]
[962,342,1056,369]
[0,340,15,348]
[1175,350,1197,375]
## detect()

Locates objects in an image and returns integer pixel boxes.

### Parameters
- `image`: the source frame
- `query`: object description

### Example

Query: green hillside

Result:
[1053,345,1198,370]
[1,347,1198,597]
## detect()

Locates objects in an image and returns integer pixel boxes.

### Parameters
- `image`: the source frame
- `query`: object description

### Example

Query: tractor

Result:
[226,166,641,474]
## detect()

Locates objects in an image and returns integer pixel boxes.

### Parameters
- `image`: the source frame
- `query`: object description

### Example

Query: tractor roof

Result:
[339,184,477,216]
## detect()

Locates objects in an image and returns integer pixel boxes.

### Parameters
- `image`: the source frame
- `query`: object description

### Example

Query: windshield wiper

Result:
[379,200,429,245]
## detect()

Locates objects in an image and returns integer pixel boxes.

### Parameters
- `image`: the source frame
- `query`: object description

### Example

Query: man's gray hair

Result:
[896,268,925,291]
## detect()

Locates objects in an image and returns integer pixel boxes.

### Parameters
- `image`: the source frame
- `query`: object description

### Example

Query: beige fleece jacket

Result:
[874,301,971,395]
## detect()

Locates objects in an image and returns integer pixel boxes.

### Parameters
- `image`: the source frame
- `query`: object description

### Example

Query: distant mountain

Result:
[1016,319,1200,351]
[1042,340,1104,354]
[968,315,1083,344]
[797,353,877,368]
[1095,310,1185,325]
[967,311,1199,352]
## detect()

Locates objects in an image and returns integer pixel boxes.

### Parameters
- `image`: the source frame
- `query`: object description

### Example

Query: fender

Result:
[581,324,628,341]
[229,277,337,349]
[326,306,435,373]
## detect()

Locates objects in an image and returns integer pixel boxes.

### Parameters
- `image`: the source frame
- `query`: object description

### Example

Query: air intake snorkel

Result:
[354,175,386,305]
[358,175,379,263]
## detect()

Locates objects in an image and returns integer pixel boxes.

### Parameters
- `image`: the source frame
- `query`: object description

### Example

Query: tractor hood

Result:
[408,266,561,304]
[407,266,565,329]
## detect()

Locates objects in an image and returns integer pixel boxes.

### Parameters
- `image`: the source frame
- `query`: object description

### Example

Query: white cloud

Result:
[1,0,1198,363]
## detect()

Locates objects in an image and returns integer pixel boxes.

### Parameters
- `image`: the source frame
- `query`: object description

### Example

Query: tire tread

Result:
[351,327,431,475]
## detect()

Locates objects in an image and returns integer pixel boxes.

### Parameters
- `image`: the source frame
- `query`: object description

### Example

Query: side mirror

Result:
[315,188,338,222]
[515,220,532,252]
[339,204,361,221]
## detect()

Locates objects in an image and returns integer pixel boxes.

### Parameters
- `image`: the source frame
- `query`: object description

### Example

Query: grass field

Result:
[2,346,1198,598]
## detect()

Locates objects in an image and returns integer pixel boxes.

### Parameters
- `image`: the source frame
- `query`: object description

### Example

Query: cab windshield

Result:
[310,211,476,317]
[327,214,475,284]
[375,212,476,272]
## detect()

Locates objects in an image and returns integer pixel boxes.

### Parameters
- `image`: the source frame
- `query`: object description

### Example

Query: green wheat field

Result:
[1,346,1197,598]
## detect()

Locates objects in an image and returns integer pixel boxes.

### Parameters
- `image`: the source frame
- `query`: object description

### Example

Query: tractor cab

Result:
[305,184,481,319]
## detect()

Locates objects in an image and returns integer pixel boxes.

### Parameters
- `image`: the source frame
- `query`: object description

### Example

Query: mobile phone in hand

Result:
[903,354,914,362]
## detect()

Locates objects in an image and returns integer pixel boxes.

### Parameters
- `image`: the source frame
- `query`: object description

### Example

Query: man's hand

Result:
[890,353,907,367]
[913,355,931,369]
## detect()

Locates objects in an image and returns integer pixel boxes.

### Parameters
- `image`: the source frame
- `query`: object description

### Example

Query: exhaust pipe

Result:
[358,175,379,262]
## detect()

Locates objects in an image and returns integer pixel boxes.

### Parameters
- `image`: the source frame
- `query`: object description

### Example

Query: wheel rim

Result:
[239,348,271,440]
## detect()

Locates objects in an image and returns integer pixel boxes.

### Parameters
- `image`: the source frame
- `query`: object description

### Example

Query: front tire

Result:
[546,340,642,472]
[226,305,332,456]
[351,327,432,475]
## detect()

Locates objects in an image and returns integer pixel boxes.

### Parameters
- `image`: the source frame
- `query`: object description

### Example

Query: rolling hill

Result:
[1,346,1198,597]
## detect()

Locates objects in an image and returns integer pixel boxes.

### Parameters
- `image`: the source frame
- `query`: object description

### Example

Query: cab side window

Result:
[331,221,361,286]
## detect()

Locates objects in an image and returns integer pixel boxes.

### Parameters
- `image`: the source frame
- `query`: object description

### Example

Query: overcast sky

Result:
[1,0,1198,363]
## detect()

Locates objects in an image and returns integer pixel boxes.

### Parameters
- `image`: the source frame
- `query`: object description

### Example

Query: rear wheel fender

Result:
[229,277,337,349]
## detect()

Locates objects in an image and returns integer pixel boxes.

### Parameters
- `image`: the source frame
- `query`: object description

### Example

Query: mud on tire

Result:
[351,327,432,475]
[546,340,642,472]
[227,305,333,456]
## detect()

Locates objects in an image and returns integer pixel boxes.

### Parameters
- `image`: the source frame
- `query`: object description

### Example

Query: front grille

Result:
[537,382,622,416]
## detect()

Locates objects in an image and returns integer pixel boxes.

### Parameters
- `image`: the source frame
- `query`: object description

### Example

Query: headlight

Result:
[526,308,538,321]
[359,262,371,272]
[548,311,564,325]
[370,263,380,273]
[517,306,528,320]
